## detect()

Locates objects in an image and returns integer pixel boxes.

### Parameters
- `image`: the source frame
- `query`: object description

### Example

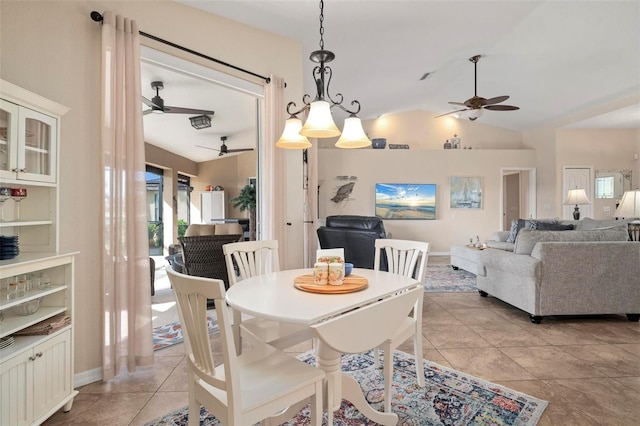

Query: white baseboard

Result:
[430,251,451,256]
[74,367,102,388]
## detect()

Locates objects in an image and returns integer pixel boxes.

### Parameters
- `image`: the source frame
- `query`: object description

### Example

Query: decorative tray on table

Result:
[294,274,368,294]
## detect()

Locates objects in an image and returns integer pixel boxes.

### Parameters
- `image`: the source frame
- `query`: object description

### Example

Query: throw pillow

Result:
[506,220,520,243]
[506,218,559,243]
[533,222,574,231]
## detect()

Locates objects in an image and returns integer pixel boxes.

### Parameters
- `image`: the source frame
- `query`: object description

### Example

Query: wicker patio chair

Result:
[179,234,243,290]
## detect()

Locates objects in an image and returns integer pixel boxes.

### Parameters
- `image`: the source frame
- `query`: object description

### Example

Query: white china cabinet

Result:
[0,80,77,426]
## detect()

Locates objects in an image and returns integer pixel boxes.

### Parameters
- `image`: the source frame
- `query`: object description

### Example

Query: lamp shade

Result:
[564,188,590,205]
[300,101,341,138]
[614,190,640,218]
[334,116,371,149]
[275,117,312,149]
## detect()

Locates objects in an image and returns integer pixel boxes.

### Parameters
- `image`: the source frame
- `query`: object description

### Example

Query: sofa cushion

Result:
[486,240,515,251]
[575,217,629,231]
[514,228,630,255]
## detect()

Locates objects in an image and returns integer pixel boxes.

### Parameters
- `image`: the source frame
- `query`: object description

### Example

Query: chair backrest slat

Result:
[224,240,280,286]
[166,267,241,405]
[375,239,430,282]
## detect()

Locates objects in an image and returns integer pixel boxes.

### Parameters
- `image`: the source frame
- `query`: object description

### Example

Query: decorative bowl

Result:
[13,298,41,316]
[372,138,387,149]
[344,262,353,276]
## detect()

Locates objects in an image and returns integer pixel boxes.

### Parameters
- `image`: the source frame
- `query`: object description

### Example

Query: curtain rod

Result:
[90,11,270,83]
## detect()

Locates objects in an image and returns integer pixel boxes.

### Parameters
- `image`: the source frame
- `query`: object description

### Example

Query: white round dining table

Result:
[225,267,421,425]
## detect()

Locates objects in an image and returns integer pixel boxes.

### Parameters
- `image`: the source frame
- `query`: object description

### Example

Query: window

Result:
[177,174,192,238]
[596,176,615,199]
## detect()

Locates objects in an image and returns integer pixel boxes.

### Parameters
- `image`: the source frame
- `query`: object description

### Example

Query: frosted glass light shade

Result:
[614,190,640,218]
[276,117,312,149]
[300,101,340,138]
[564,188,590,205]
[335,116,372,149]
[468,109,484,120]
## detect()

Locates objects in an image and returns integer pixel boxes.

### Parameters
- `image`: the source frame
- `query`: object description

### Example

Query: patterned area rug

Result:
[146,349,548,425]
[152,316,218,351]
[425,264,477,292]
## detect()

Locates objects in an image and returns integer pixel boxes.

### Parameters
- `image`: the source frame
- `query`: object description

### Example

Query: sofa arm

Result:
[480,248,540,278]
[531,242,640,313]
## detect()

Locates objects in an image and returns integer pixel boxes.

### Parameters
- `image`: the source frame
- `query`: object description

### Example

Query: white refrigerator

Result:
[200,191,226,224]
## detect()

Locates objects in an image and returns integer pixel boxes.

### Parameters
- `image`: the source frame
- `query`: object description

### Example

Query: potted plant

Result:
[230,184,257,240]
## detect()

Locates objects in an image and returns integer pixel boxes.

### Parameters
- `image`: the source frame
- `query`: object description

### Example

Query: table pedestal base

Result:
[318,343,398,426]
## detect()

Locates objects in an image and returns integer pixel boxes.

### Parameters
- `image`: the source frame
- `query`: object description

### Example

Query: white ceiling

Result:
[148,1,640,162]
[141,48,261,163]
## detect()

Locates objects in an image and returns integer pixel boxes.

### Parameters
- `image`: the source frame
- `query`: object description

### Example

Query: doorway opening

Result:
[500,168,537,230]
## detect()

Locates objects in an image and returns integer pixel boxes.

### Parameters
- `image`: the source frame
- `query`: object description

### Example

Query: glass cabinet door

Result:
[0,100,19,179]
[18,107,57,183]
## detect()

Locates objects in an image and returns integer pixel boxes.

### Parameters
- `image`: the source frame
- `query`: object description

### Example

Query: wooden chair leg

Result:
[383,345,393,413]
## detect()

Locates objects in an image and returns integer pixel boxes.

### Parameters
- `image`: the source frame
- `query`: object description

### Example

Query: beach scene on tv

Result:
[375,183,436,220]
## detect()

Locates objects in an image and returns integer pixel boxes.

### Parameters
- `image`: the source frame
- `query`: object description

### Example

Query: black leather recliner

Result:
[316,215,387,269]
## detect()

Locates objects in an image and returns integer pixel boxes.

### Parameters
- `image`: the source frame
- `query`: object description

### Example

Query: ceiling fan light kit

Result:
[276,0,371,150]
[436,54,520,121]
[189,115,211,130]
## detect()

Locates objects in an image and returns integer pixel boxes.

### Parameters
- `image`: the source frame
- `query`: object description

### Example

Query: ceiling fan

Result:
[142,81,215,116]
[436,55,519,121]
[196,136,254,157]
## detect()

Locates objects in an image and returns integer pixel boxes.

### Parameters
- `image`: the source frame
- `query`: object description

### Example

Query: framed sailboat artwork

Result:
[450,177,483,209]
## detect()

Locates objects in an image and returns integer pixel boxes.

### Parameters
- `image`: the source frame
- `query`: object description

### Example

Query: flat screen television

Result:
[375,183,436,220]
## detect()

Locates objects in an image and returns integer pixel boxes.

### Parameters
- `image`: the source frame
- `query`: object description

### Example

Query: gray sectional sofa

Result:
[473,219,640,323]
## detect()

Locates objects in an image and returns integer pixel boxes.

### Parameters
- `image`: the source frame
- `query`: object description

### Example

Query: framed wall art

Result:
[375,183,436,220]
[450,176,483,209]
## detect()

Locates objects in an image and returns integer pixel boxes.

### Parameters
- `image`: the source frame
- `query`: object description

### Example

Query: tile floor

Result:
[43,256,640,426]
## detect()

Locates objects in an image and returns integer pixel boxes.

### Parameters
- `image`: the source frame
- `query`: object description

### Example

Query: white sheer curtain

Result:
[100,11,154,380]
[261,75,288,266]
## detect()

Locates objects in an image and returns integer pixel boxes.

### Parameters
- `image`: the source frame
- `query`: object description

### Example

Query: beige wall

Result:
[0,0,302,378]
[318,149,536,253]
[556,128,639,219]
[318,112,639,253]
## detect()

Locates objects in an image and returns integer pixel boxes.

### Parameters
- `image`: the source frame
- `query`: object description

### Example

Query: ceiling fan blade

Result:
[227,148,255,153]
[163,106,215,115]
[484,95,509,106]
[484,105,520,111]
[142,96,157,108]
[143,109,153,116]
[195,144,220,152]
[448,101,467,107]
[435,108,469,118]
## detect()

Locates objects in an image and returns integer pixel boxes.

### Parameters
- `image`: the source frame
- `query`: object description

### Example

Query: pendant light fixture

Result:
[276,0,371,149]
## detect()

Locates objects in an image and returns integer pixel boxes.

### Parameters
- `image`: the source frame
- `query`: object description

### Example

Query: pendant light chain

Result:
[319,0,325,50]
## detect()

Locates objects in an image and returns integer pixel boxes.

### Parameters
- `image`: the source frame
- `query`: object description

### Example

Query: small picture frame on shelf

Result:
[450,135,460,149]
[388,144,410,149]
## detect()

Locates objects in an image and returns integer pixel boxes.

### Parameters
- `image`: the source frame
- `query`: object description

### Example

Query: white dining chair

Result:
[373,238,430,413]
[166,266,324,426]
[224,240,314,354]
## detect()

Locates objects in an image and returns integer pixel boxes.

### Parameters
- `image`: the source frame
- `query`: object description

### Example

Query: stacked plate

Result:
[0,235,19,260]
[0,336,15,350]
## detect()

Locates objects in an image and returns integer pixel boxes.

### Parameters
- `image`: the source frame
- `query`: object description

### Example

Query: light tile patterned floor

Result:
[43,256,640,426]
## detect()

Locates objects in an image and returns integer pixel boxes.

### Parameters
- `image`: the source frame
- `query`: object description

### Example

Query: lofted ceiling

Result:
[151,0,640,162]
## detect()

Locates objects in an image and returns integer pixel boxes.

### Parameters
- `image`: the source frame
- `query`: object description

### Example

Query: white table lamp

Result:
[614,189,640,241]
[564,188,590,220]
